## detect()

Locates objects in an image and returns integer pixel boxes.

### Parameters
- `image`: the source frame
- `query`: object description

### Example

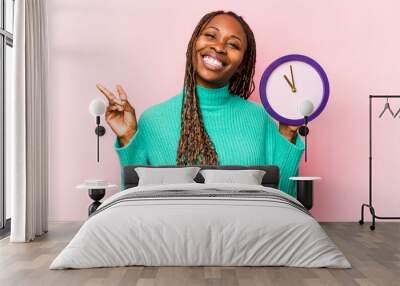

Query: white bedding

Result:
[49,183,351,269]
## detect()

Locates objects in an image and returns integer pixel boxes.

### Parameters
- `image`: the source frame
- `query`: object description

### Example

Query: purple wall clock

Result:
[259,54,330,126]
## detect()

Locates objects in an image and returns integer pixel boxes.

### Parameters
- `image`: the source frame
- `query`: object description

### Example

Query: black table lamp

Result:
[89,99,106,162]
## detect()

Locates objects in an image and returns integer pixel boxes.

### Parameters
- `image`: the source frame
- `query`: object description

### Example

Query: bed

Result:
[49,165,351,269]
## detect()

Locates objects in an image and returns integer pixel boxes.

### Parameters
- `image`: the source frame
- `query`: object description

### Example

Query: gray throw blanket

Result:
[91,189,310,217]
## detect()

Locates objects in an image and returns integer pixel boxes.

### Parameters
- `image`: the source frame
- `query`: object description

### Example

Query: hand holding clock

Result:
[279,123,300,143]
[260,54,330,160]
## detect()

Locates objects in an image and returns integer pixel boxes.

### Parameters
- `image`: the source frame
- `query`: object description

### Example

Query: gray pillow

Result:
[135,167,201,186]
[200,169,266,185]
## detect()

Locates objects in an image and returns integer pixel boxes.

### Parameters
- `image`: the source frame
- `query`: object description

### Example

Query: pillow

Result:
[200,169,266,185]
[135,167,201,186]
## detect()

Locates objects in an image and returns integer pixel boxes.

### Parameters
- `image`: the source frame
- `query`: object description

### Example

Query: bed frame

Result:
[123,165,280,190]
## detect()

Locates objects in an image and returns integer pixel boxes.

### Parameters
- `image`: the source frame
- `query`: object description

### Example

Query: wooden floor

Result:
[0,222,399,286]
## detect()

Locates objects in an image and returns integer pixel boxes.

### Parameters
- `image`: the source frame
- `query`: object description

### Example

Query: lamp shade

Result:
[299,100,314,117]
[89,99,107,117]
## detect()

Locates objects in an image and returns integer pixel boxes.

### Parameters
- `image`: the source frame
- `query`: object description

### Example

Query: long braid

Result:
[176,10,257,166]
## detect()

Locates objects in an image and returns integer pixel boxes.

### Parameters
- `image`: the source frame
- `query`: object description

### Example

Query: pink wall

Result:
[47,0,400,222]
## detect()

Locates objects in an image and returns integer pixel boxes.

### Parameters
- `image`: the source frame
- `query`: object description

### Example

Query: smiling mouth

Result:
[201,54,226,72]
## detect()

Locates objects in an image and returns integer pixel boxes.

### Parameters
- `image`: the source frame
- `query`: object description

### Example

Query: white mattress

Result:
[49,183,351,269]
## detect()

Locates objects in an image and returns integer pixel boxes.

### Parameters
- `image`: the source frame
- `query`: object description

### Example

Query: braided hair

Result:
[176,10,257,166]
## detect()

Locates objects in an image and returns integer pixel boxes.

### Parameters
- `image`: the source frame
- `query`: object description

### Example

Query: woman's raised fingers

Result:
[96,83,123,105]
[116,84,135,113]
[96,84,114,102]
[116,84,128,101]
[108,104,124,112]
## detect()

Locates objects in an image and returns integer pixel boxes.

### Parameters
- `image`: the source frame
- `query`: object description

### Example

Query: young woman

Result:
[96,10,304,197]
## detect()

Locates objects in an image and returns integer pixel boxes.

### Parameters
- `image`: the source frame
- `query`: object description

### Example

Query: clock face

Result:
[259,54,329,126]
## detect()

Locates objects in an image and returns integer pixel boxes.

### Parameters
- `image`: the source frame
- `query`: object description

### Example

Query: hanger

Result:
[378,97,395,118]
[394,105,400,118]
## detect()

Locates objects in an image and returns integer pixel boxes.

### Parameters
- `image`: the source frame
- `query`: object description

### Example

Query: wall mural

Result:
[93,11,329,198]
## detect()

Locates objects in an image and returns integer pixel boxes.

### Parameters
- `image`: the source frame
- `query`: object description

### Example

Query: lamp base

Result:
[298,126,309,136]
[88,188,106,216]
[95,126,106,136]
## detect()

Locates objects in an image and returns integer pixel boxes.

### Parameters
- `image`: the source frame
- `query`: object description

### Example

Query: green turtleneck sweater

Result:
[114,84,304,197]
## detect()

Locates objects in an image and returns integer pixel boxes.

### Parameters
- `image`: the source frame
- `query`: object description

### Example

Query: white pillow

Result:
[135,167,201,186]
[200,169,266,185]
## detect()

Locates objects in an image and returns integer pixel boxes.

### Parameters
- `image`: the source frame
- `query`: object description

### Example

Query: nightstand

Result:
[289,176,321,210]
[76,180,117,216]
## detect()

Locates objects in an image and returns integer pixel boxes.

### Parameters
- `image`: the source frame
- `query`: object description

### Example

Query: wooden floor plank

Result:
[0,222,399,286]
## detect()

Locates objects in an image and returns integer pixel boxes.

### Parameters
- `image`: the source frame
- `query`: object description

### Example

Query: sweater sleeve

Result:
[265,115,305,197]
[114,114,150,188]
[114,116,148,167]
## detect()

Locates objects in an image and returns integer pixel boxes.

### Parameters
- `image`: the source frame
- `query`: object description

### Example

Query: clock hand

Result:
[290,65,296,92]
[283,75,295,91]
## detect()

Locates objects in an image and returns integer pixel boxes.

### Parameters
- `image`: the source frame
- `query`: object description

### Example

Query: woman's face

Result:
[194,14,248,88]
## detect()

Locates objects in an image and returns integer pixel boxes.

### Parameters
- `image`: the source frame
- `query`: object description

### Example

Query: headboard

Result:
[123,165,280,190]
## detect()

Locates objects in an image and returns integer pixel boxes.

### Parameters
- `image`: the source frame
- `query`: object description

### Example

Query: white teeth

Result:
[203,56,223,68]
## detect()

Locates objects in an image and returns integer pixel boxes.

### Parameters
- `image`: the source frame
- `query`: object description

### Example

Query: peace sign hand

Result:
[96,84,137,146]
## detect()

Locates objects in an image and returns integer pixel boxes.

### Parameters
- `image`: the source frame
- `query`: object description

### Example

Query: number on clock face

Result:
[259,54,329,126]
